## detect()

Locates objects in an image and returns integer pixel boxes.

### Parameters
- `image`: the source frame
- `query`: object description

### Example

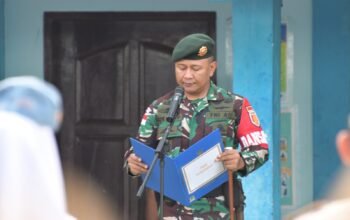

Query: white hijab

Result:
[0,76,74,220]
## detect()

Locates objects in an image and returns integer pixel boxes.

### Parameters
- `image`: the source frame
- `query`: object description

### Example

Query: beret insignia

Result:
[198,46,208,57]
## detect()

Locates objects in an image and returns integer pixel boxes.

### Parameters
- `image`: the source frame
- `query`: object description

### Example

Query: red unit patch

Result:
[246,106,260,127]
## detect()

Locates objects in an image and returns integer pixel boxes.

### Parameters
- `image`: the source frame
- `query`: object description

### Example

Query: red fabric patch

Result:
[141,114,148,125]
[246,106,260,127]
[236,98,268,149]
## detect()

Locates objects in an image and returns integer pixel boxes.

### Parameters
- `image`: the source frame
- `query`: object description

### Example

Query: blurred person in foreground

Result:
[291,117,350,220]
[64,167,122,220]
[0,76,75,220]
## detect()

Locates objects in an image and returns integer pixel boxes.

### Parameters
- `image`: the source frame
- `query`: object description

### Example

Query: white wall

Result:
[4,0,232,89]
[281,0,313,215]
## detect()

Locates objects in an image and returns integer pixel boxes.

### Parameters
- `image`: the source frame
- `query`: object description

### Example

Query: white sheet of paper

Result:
[181,143,226,194]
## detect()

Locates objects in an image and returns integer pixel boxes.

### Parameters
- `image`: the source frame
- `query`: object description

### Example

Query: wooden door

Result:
[44,12,215,220]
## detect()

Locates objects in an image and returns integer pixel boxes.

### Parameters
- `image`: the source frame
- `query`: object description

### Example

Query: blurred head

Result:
[171,33,217,100]
[0,76,63,131]
[336,129,350,166]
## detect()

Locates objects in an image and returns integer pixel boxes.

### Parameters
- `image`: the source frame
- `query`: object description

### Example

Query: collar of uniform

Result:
[184,81,222,113]
[207,81,223,101]
[182,81,222,102]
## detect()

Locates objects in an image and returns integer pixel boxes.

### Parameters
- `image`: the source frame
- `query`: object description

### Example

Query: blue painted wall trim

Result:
[0,0,4,79]
[312,0,350,199]
[232,0,281,219]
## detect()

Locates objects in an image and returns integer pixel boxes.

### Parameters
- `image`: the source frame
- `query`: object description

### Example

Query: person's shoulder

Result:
[292,199,350,220]
[150,89,175,107]
[0,111,45,150]
[0,111,37,130]
[214,85,244,102]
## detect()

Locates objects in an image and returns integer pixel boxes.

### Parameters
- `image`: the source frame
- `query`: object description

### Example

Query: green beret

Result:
[171,33,215,62]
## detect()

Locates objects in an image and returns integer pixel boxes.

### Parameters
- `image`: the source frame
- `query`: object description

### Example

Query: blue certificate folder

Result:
[130,129,228,206]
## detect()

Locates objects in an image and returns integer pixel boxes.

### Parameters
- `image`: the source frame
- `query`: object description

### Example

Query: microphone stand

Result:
[136,119,175,220]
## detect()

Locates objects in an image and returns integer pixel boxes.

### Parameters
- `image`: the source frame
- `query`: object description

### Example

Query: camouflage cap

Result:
[171,33,215,62]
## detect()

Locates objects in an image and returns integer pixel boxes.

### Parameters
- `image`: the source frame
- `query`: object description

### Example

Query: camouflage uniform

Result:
[126,81,269,219]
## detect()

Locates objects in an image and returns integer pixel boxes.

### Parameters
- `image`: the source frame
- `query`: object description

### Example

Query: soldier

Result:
[124,33,269,220]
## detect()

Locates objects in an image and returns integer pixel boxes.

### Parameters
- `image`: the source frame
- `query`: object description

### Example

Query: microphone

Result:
[166,86,184,123]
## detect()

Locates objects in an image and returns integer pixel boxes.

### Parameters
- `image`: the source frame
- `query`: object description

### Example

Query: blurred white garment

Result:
[0,75,75,220]
[0,111,75,220]
[294,199,350,220]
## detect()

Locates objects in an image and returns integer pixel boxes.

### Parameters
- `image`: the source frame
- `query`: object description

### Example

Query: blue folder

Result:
[130,128,228,206]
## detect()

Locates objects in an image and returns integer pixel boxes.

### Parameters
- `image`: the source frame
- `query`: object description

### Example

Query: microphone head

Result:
[166,86,184,123]
[174,86,184,96]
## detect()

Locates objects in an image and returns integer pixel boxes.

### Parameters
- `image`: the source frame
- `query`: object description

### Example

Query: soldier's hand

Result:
[127,153,148,176]
[216,148,245,172]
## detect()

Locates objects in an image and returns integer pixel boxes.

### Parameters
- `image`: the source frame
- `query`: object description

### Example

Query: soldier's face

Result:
[175,57,216,100]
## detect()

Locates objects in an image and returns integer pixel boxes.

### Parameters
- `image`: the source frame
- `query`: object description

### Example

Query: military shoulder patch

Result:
[246,106,260,127]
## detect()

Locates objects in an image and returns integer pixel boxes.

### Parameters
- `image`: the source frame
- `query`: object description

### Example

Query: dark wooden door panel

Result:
[76,44,128,122]
[74,138,126,200]
[45,12,215,220]
[141,42,176,107]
